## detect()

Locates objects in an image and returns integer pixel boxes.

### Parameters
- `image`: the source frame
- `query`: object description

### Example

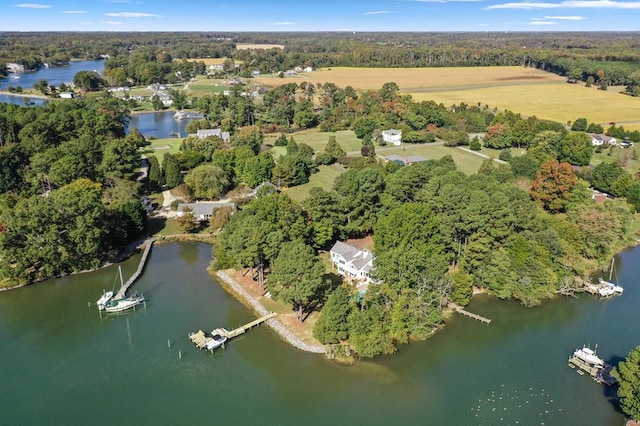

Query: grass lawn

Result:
[265,129,362,158]
[380,143,489,175]
[141,138,182,163]
[187,77,228,93]
[590,146,640,170]
[282,165,344,202]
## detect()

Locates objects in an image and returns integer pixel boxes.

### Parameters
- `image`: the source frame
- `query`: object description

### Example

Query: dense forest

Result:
[0,99,147,284]
[1,32,640,88]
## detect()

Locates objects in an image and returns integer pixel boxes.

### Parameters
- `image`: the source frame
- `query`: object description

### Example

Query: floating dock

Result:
[568,355,617,386]
[456,308,491,324]
[189,312,277,350]
[115,238,154,299]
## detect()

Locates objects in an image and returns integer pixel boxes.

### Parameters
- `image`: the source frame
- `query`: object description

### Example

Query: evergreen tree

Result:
[162,153,182,188]
[612,345,640,420]
[313,285,353,344]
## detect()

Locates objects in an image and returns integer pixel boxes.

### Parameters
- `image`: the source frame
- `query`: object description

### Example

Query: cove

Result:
[0,242,636,425]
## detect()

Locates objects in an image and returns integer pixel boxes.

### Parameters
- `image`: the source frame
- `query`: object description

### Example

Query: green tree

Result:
[313,285,353,344]
[269,240,328,322]
[73,71,102,93]
[184,164,231,200]
[151,94,164,110]
[33,79,50,96]
[176,206,198,232]
[612,345,640,420]
[147,155,164,190]
[162,153,183,188]
[351,116,378,140]
[558,132,593,166]
[591,161,626,194]
[101,139,139,181]
[324,136,346,161]
[571,118,588,131]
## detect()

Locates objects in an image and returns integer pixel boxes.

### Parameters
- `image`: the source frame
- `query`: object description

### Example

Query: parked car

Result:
[620,140,635,148]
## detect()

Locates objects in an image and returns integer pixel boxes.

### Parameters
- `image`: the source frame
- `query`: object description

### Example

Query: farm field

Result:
[282,165,344,202]
[252,66,640,128]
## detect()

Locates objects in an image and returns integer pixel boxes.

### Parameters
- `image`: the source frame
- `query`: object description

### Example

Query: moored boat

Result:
[104,294,144,313]
[96,291,114,310]
[599,258,623,295]
[573,345,605,367]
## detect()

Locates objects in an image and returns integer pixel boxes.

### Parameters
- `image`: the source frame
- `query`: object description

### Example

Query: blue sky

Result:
[3,0,640,31]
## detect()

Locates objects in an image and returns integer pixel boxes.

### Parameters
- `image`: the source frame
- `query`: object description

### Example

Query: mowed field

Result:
[253,66,640,128]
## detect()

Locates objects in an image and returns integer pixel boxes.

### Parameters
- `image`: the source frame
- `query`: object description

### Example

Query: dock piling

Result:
[178,350,182,360]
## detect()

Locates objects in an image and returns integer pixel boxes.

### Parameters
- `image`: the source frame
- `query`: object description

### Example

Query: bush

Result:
[469,137,482,151]
[314,152,335,166]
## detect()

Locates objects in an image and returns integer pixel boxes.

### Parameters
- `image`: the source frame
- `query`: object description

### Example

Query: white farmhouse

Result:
[330,241,374,284]
[382,129,402,146]
[587,133,617,146]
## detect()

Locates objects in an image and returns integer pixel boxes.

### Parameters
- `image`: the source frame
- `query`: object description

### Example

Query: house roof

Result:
[385,154,427,165]
[587,133,616,143]
[196,128,230,141]
[330,241,374,273]
[382,129,402,136]
[177,202,236,217]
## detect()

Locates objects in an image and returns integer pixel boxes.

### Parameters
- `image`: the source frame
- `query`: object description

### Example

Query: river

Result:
[0,242,636,425]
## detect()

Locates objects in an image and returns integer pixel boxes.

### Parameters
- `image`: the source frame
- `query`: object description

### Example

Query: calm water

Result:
[0,60,105,91]
[129,112,197,139]
[0,242,637,425]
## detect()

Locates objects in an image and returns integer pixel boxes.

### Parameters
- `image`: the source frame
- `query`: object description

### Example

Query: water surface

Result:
[0,242,636,425]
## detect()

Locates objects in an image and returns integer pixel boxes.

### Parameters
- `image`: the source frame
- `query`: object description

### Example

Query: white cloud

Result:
[15,3,51,8]
[271,21,295,25]
[102,21,124,25]
[488,0,640,9]
[544,14,585,18]
[363,11,393,15]
[527,20,557,23]
[104,12,162,17]
[62,10,87,14]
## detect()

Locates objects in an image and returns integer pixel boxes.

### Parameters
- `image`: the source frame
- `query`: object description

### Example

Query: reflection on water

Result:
[0,242,635,425]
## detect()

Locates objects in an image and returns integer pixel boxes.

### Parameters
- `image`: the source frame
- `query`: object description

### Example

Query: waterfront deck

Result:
[568,355,617,386]
[189,312,277,350]
[456,307,491,324]
[115,238,154,299]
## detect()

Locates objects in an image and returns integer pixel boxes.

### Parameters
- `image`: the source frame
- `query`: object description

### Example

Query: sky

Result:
[3,0,640,32]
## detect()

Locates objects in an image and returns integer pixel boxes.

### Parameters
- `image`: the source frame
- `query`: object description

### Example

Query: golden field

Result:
[252,66,640,127]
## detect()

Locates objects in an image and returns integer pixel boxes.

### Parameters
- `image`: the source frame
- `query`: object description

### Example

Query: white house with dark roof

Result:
[587,133,617,146]
[176,202,237,221]
[330,241,374,284]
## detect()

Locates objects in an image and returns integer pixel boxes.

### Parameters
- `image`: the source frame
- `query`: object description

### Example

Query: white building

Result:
[176,202,237,221]
[587,133,617,146]
[382,129,402,146]
[194,128,231,142]
[330,241,374,284]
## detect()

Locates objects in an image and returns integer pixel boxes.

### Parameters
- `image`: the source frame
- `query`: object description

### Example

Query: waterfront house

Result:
[176,202,237,221]
[330,241,374,284]
[59,92,75,99]
[382,129,402,146]
[195,128,231,142]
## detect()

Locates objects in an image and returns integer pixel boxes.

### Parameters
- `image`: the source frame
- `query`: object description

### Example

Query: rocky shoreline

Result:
[215,270,326,354]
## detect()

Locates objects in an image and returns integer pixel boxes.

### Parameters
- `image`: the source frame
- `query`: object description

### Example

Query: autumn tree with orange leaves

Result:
[529,160,578,213]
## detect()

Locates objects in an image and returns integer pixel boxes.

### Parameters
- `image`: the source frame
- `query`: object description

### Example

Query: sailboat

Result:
[104,266,145,313]
[96,290,114,311]
[598,258,623,295]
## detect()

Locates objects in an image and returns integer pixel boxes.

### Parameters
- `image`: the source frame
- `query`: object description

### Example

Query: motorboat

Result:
[204,332,228,351]
[573,346,604,367]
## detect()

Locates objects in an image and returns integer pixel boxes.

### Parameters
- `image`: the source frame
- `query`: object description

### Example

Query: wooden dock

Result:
[189,312,277,350]
[568,355,617,386]
[115,238,154,299]
[456,308,491,324]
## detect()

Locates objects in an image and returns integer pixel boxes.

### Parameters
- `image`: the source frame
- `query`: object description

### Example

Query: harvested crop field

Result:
[252,66,562,92]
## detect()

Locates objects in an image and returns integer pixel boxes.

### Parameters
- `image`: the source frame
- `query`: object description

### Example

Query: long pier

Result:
[456,307,491,324]
[115,238,154,299]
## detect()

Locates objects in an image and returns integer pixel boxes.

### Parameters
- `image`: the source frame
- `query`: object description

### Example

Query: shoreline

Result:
[0,90,49,100]
[215,269,326,354]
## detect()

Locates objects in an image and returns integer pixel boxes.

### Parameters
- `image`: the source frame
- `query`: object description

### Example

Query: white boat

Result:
[103,266,144,313]
[204,332,228,351]
[599,258,623,294]
[96,291,114,311]
[573,346,605,367]
[173,111,187,120]
[104,295,144,313]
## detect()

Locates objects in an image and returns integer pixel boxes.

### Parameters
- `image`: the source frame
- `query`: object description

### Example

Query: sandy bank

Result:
[215,270,325,354]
